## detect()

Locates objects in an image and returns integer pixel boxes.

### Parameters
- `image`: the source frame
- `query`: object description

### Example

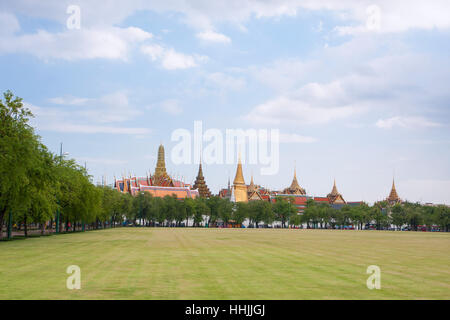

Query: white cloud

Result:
[3,1,449,34]
[279,133,317,143]
[48,96,91,105]
[246,34,450,128]
[196,30,231,44]
[141,44,207,70]
[206,72,246,91]
[0,24,152,61]
[25,92,150,135]
[147,99,183,115]
[0,12,20,35]
[160,99,183,115]
[48,92,141,123]
[77,157,128,166]
[35,120,151,135]
[245,96,361,125]
[375,116,441,129]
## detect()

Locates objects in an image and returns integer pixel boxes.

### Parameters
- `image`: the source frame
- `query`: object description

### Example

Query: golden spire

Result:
[387,178,400,203]
[290,167,301,190]
[233,153,245,185]
[154,144,168,179]
[248,173,256,193]
[232,153,248,202]
[284,164,306,195]
[330,179,339,196]
[327,179,345,204]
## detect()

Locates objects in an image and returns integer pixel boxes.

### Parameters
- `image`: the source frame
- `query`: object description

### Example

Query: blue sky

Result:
[0,1,449,204]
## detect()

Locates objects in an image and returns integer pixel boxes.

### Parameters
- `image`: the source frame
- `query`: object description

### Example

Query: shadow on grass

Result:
[0,227,124,242]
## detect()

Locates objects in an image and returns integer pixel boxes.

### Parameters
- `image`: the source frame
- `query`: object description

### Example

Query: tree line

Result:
[1,91,449,240]
[122,194,450,232]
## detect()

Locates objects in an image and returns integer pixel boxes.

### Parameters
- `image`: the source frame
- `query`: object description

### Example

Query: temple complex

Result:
[387,179,402,205]
[114,144,199,199]
[221,158,362,212]
[192,161,212,198]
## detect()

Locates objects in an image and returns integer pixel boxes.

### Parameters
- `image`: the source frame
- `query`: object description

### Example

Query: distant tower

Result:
[192,161,212,198]
[248,174,256,193]
[327,179,346,204]
[387,178,401,205]
[283,166,306,195]
[232,154,248,202]
[154,144,168,179]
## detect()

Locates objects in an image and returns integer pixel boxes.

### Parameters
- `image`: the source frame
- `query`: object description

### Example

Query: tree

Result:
[391,203,406,230]
[184,197,196,227]
[194,198,209,227]
[218,198,233,226]
[205,196,221,226]
[173,200,186,226]
[273,196,294,228]
[371,206,387,230]
[233,202,248,226]
[0,90,41,239]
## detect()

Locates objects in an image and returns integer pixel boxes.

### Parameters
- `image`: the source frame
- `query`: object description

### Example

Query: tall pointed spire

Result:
[284,163,306,195]
[192,160,211,198]
[248,173,256,193]
[232,153,248,202]
[154,144,167,179]
[233,153,245,185]
[387,178,401,204]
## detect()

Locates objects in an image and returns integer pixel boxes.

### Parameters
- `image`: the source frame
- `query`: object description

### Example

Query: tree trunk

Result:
[0,211,4,240]
[41,223,45,235]
[24,215,28,237]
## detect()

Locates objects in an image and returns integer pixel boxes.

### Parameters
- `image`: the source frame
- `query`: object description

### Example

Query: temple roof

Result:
[247,174,256,193]
[387,179,401,203]
[233,154,246,185]
[290,168,301,190]
[327,179,345,204]
[284,167,306,195]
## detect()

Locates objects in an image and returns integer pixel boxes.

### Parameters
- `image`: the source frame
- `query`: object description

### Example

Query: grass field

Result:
[0,228,449,300]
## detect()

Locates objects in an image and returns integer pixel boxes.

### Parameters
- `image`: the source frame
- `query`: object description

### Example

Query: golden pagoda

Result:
[232,154,248,202]
[327,179,345,204]
[152,144,173,186]
[192,161,211,198]
[154,144,168,178]
[387,179,401,205]
[283,167,306,195]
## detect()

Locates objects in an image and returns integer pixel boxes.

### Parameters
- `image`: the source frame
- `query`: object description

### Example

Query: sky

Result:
[0,0,449,204]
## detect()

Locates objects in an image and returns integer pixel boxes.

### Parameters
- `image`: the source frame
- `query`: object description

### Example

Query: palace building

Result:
[114,144,199,199]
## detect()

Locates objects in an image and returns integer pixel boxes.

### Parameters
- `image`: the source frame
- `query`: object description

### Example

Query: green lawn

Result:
[0,228,449,299]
